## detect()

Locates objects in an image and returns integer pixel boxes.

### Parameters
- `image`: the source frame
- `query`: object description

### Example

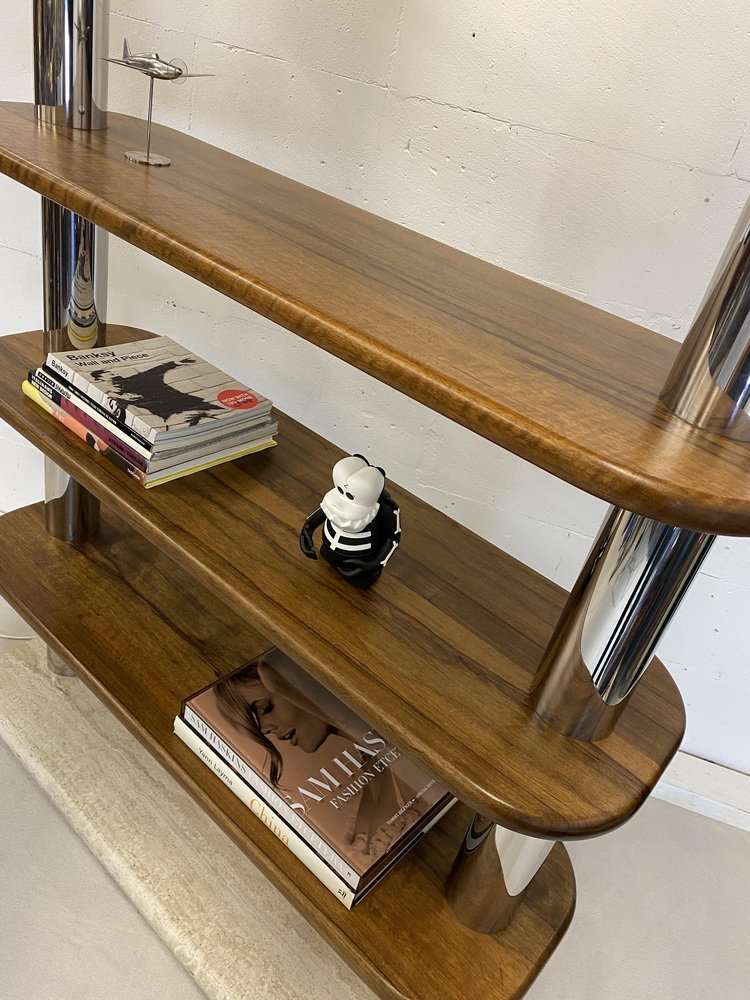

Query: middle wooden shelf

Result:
[0,325,685,839]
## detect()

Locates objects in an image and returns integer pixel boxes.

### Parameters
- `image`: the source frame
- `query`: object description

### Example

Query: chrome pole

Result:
[532,506,714,741]
[661,195,750,439]
[40,200,108,358]
[34,0,108,130]
[534,194,750,741]
[446,814,554,933]
[34,0,110,547]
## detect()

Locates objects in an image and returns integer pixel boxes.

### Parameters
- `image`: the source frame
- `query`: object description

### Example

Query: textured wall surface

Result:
[1,1,749,771]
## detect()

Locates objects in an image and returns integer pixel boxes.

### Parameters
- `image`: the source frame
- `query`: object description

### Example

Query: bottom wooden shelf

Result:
[0,502,576,1000]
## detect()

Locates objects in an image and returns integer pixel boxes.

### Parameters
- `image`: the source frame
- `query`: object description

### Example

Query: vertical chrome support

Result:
[34,0,109,130]
[534,194,750,742]
[34,0,110,544]
[532,507,714,741]
[661,195,750,439]
[446,814,554,933]
[41,199,108,356]
[43,450,101,541]
[145,76,155,162]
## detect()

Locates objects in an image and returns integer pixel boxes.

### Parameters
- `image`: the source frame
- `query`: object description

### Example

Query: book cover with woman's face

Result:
[188,649,447,874]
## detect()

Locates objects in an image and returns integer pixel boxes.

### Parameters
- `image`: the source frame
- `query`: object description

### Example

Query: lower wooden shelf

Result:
[0,502,576,1000]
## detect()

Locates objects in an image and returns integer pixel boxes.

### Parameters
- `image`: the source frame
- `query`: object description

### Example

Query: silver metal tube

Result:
[494,826,554,896]
[445,813,555,933]
[41,199,108,354]
[42,171,109,542]
[146,76,154,162]
[34,1,110,544]
[661,195,750,438]
[34,0,109,129]
[44,454,101,541]
[41,199,108,541]
[533,506,714,740]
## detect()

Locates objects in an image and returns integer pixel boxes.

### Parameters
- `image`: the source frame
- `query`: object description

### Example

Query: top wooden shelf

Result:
[1,102,748,534]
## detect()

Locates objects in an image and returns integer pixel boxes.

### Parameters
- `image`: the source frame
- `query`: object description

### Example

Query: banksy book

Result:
[179,648,455,905]
[46,336,273,446]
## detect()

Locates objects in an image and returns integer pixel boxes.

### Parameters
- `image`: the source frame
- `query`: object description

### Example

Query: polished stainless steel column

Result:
[34,0,110,543]
[661,195,750,439]
[34,0,109,129]
[533,197,750,741]
[532,506,714,741]
[446,814,554,933]
[41,201,108,356]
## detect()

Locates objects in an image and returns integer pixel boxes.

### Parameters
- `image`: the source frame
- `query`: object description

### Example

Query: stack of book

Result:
[175,648,456,908]
[23,336,278,488]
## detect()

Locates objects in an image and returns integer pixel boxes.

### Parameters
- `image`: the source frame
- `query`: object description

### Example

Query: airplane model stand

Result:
[125,74,170,166]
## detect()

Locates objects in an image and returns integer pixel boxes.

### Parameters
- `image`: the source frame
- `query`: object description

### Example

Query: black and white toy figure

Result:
[299,455,401,590]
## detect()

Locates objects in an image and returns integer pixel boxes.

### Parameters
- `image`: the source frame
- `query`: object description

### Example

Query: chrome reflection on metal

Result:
[33,0,109,129]
[42,199,108,354]
[44,457,100,541]
[445,814,554,933]
[47,647,77,677]
[35,1,108,543]
[662,196,750,439]
[533,506,714,740]
[41,200,107,541]
[575,508,713,704]
[495,826,554,897]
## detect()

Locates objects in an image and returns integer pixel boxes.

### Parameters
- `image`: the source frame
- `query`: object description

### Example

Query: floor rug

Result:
[0,639,375,1000]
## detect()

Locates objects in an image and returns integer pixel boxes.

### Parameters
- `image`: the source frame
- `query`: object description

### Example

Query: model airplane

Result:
[104,38,213,81]
[104,39,213,166]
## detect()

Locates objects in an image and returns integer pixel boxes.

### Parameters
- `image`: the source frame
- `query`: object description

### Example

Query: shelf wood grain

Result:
[0,327,685,839]
[1,101,748,533]
[0,501,576,1000]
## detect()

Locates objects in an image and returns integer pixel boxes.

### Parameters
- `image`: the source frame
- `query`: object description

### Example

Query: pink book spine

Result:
[31,372,148,471]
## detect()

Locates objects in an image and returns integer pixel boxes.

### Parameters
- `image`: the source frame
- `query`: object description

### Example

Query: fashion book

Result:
[177,648,455,907]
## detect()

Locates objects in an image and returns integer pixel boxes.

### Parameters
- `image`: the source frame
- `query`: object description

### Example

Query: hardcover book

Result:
[177,648,455,907]
[46,336,273,445]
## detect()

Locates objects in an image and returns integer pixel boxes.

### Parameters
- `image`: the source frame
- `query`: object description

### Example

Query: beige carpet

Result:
[0,639,376,1000]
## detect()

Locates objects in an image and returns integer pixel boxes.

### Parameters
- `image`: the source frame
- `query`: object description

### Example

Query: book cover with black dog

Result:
[47,336,272,445]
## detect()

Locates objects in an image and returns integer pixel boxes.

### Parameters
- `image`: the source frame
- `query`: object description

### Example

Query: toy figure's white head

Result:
[321,455,384,533]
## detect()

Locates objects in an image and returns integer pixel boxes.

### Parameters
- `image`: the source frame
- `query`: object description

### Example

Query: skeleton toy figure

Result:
[299,455,401,589]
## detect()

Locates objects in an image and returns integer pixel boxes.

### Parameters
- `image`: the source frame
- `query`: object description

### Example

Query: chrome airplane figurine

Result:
[104,39,213,166]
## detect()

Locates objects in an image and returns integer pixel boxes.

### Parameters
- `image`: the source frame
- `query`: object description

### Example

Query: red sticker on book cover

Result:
[217,389,258,409]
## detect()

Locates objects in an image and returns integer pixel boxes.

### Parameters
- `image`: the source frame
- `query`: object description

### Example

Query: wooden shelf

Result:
[1,101,748,533]
[0,501,576,1000]
[0,327,685,840]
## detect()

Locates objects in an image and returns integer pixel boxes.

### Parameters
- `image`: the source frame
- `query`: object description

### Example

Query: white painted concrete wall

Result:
[2,1,749,772]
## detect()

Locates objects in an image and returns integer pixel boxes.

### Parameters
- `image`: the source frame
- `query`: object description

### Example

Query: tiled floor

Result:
[0,606,748,1000]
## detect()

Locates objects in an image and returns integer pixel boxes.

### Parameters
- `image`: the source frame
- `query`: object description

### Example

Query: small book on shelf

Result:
[175,648,456,909]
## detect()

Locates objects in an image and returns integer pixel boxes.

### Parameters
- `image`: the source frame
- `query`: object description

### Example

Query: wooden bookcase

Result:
[0,99,731,999]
